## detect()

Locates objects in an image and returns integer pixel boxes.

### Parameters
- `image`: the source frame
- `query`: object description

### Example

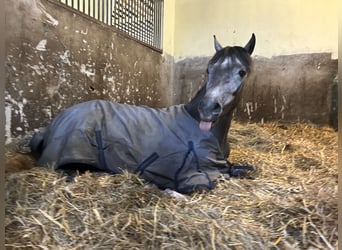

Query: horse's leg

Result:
[227,161,255,178]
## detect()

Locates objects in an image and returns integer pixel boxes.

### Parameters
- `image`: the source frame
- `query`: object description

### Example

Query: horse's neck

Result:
[184,87,205,122]
[184,86,232,155]
[212,112,233,157]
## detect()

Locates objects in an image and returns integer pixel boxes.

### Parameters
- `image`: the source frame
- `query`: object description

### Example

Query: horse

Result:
[29,34,256,194]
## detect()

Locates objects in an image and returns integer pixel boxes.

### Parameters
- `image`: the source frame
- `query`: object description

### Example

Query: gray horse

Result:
[30,34,256,194]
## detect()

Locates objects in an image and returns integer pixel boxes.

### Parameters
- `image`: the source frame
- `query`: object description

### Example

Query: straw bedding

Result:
[5,122,338,249]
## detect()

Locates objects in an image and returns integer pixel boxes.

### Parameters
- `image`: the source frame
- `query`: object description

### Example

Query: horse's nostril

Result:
[212,103,222,115]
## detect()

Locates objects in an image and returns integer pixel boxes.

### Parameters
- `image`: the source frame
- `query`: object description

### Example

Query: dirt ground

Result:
[5,121,338,249]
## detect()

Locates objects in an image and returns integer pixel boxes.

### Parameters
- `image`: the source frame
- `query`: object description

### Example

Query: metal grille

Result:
[56,0,163,50]
[112,0,163,50]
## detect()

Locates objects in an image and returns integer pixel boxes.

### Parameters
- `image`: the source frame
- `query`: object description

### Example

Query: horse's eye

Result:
[238,70,246,78]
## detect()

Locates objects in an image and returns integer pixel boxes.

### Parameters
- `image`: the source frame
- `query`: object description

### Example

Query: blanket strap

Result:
[95,130,121,174]
[135,152,159,175]
[174,141,214,192]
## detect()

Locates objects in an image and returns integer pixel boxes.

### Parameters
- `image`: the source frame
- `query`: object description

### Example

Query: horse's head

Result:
[198,34,256,131]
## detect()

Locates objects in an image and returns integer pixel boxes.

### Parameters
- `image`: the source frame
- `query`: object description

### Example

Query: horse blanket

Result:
[30,100,232,193]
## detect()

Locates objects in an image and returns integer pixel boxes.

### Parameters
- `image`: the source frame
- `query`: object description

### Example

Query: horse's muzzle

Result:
[198,99,222,122]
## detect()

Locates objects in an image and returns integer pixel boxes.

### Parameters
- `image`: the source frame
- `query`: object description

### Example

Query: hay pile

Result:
[5,122,338,249]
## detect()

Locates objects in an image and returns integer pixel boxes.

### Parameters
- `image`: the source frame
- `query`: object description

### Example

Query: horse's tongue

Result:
[199,121,212,131]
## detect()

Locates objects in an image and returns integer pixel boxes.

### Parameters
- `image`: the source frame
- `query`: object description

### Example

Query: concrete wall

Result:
[175,53,337,124]
[5,0,172,144]
[163,0,338,126]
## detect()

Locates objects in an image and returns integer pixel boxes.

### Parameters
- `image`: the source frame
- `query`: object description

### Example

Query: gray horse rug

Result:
[30,100,237,193]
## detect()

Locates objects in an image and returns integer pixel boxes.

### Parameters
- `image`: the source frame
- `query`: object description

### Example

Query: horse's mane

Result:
[209,46,253,73]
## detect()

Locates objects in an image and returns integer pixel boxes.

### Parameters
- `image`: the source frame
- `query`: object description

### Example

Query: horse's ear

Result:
[244,33,256,55]
[213,35,223,52]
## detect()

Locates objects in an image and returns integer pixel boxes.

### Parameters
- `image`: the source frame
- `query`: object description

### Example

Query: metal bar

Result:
[154,0,157,47]
[113,0,116,26]
[139,0,142,42]
[133,0,137,38]
[96,0,101,20]
[103,0,105,23]
[157,0,159,47]
[146,0,150,44]
[129,0,132,37]
[93,0,95,18]
[99,0,101,21]
[157,0,160,48]
[129,0,133,37]
[153,0,156,47]
[151,0,154,45]
[154,0,158,48]
[102,0,105,22]
[145,0,148,43]
[107,0,109,24]
[125,0,129,36]
[149,0,152,44]
[159,0,163,48]
[57,0,163,50]
[109,0,111,25]
[123,0,126,34]
[101,0,103,21]
[118,1,122,28]
[143,0,147,43]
